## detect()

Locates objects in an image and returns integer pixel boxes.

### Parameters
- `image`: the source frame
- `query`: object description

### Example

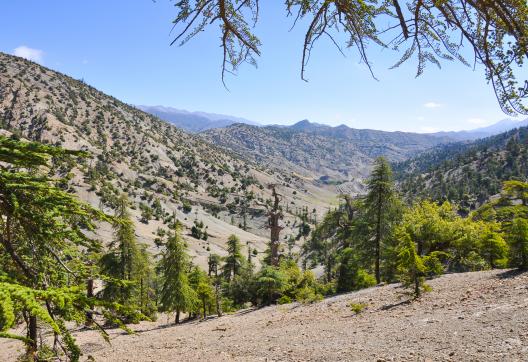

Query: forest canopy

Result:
[170,0,528,115]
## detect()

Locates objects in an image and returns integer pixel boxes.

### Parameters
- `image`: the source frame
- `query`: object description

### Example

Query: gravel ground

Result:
[2,269,527,361]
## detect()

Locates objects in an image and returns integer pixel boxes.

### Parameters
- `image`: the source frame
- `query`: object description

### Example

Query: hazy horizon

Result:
[138,103,526,134]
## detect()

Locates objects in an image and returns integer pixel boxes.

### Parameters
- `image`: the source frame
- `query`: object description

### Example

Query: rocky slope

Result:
[0,52,336,268]
[201,121,452,192]
[2,269,526,361]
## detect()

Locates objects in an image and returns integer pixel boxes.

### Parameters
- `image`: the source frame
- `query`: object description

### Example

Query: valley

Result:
[1,51,528,362]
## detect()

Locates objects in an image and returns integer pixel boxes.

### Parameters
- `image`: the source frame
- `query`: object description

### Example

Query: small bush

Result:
[278,295,292,305]
[349,302,367,314]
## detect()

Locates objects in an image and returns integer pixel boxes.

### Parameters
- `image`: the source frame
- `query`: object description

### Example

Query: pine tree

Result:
[136,244,157,318]
[195,277,214,319]
[336,248,376,293]
[99,194,154,320]
[0,137,141,359]
[223,234,244,281]
[257,267,285,306]
[363,157,400,283]
[158,222,196,324]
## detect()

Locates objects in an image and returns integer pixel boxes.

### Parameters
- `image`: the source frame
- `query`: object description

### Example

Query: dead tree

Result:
[267,184,284,266]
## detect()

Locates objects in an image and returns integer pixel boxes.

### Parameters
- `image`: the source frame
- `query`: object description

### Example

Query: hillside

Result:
[201,121,451,194]
[395,127,528,209]
[0,52,336,268]
[2,269,526,361]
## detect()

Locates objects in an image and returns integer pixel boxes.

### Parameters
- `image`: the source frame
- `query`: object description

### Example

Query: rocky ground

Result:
[2,269,527,361]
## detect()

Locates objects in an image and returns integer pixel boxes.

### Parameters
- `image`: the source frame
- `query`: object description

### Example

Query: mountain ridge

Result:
[200,122,454,195]
[431,118,528,141]
[137,105,258,133]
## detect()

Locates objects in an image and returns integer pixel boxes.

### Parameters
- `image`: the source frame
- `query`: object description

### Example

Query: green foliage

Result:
[422,252,449,277]
[182,199,192,214]
[139,202,153,223]
[158,222,197,323]
[188,266,214,318]
[396,230,427,298]
[100,194,156,321]
[256,266,286,306]
[223,262,256,307]
[279,260,323,304]
[480,229,509,269]
[508,217,528,269]
[349,303,367,315]
[336,248,376,293]
[363,157,402,283]
[223,234,244,281]
[0,137,137,358]
[277,295,292,305]
[190,220,209,241]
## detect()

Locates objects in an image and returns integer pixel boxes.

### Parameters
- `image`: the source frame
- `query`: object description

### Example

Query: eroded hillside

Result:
[201,122,451,194]
[0,52,336,267]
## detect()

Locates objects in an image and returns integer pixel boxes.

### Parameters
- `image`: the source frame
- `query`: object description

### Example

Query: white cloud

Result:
[423,102,442,109]
[13,46,44,63]
[466,117,488,125]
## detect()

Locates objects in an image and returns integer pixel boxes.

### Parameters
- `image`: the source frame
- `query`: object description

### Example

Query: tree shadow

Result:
[232,307,261,317]
[495,269,527,279]
[379,299,412,311]
[125,316,207,335]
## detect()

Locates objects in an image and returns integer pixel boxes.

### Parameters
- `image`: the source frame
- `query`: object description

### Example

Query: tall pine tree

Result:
[363,157,400,283]
[99,194,154,320]
[158,221,196,324]
[223,234,244,281]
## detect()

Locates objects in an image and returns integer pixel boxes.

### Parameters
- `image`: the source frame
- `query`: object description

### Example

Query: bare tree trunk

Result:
[86,278,94,326]
[414,275,420,298]
[417,240,423,256]
[175,309,180,324]
[27,315,38,359]
[215,273,222,317]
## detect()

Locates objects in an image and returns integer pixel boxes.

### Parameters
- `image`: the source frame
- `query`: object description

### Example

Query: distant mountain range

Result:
[139,104,528,142]
[431,118,528,141]
[136,105,258,132]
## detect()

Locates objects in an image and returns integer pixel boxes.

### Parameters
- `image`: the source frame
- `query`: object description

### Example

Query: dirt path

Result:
[2,269,527,361]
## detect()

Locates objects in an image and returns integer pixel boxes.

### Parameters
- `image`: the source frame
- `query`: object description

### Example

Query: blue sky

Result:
[0,1,518,132]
